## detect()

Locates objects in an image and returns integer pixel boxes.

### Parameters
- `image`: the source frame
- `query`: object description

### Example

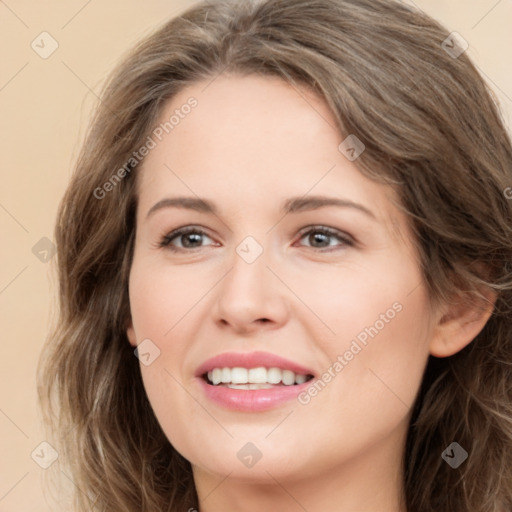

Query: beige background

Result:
[1,1,511,510]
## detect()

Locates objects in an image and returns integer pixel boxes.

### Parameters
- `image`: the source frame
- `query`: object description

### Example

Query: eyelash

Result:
[157,225,355,252]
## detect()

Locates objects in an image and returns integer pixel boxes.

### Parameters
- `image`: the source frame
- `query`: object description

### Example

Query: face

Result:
[126,74,436,484]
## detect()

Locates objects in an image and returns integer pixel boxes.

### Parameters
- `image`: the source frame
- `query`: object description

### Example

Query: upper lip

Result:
[195,351,316,378]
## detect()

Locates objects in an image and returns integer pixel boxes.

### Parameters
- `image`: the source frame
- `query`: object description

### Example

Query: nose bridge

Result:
[225,234,273,302]
[213,233,289,329]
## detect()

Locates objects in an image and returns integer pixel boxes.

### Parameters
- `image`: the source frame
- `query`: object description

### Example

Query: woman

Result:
[38,0,512,510]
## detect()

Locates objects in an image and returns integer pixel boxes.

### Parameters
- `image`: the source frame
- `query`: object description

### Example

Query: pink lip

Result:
[195,351,315,377]
[197,378,313,412]
[195,351,316,412]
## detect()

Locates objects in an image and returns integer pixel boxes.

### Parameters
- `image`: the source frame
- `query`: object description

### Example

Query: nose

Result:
[212,245,290,335]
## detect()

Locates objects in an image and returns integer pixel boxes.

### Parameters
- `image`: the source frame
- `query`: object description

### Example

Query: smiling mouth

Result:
[203,366,315,389]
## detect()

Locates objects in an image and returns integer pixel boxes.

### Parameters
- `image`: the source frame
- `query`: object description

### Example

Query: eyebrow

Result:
[146,195,376,220]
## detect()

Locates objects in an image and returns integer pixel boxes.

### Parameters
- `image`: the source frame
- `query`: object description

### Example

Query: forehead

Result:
[136,74,407,241]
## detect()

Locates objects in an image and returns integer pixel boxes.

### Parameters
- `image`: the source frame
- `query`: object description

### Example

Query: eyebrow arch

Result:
[282,195,376,219]
[146,195,376,220]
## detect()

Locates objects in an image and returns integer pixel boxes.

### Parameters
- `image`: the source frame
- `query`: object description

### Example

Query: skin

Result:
[126,74,494,512]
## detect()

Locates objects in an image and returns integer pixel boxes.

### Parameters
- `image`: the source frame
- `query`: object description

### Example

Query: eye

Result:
[159,226,215,251]
[157,225,354,252]
[296,226,354,250]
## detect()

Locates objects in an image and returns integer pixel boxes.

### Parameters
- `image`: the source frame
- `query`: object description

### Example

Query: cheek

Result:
[296,253,432,415]
[127,262,210,446]
[288,285,432,470]
[327,286,431,421]
[128,259,204,339]
[287,251,428,349]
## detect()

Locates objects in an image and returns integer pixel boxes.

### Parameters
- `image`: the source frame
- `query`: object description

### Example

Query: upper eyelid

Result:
[160,225,354,248]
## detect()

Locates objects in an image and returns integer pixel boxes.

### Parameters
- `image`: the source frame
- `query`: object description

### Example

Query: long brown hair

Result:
[38,0,512,510]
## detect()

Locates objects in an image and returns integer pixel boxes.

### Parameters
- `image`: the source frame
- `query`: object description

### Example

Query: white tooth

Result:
[208,366,309,386]
[295,374,307,384]
[212,368,222,385]
[248,367,267,383]
[231,367,248,384]
[221,367,230,383]
[227,383,250,389]
[267,367,282,384]
[282,370,295,385]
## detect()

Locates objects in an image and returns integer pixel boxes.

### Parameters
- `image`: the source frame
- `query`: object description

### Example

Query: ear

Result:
[126,317,137,348]
[429,286,497,358]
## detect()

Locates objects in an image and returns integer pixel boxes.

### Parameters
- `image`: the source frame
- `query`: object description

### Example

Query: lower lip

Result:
[197,377,313,412]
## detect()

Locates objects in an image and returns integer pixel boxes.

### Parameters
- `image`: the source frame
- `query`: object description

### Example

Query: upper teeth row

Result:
[207,367,309,385]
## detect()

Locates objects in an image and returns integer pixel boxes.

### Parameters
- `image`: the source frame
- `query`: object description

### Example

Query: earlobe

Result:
[429,288,497,358]
[126,318,137,347]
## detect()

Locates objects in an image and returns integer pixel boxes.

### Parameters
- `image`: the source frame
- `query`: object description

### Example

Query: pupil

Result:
[311,233,328,246]
[183,233,202,247]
